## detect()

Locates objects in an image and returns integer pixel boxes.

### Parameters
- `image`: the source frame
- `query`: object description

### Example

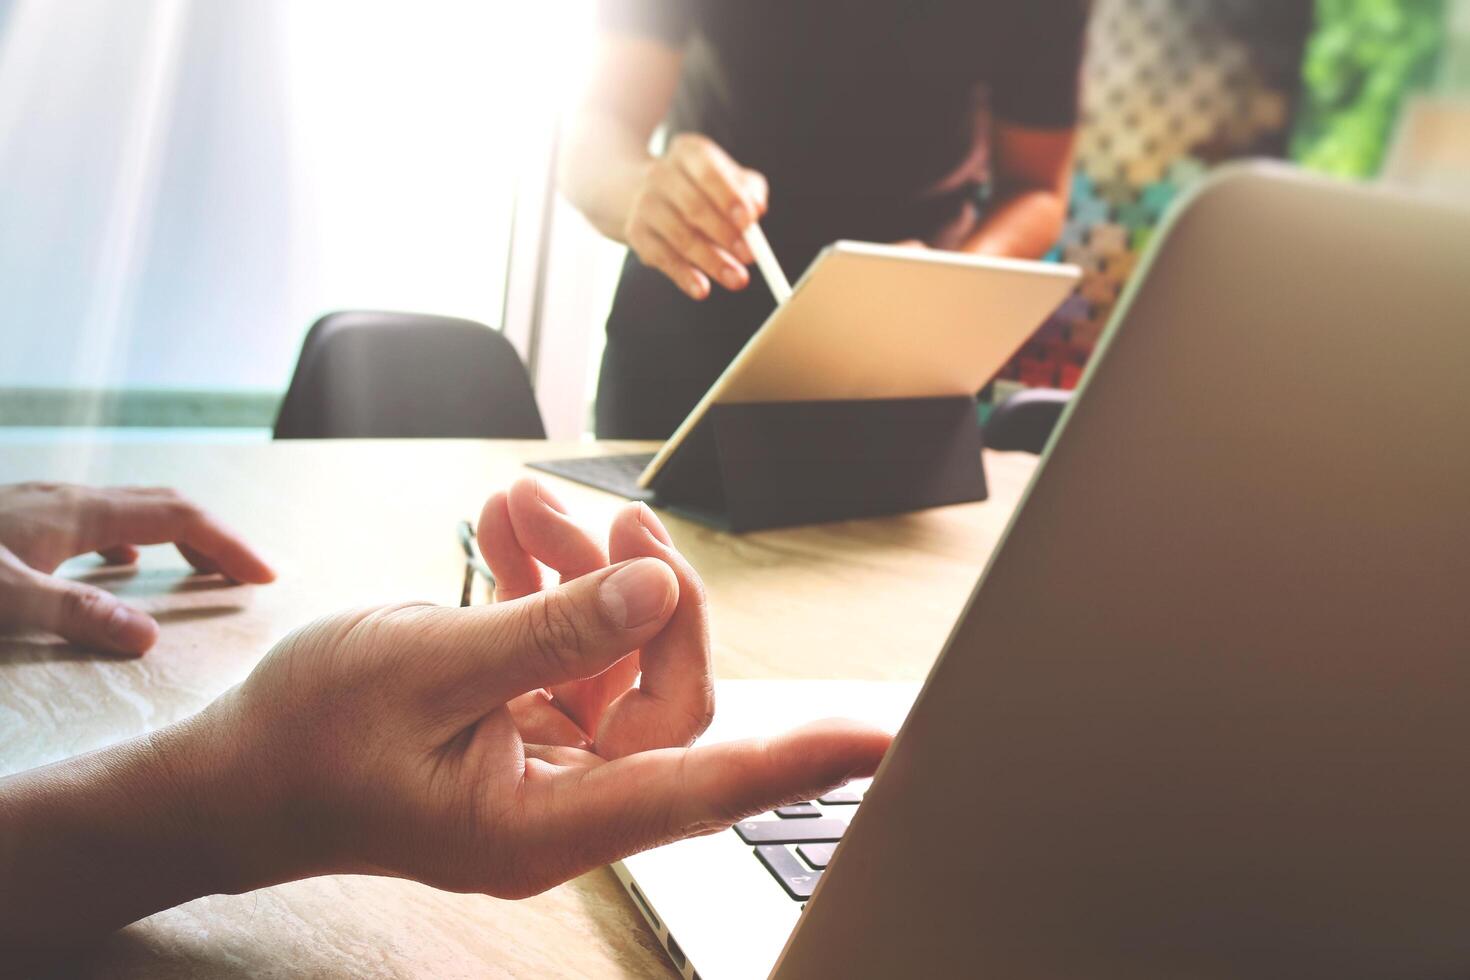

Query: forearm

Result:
[0,703,271,956]
[959,187,1069,260]
[558,110,657,243]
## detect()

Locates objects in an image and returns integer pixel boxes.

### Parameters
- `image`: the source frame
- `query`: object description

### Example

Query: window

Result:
[0,0,597,431]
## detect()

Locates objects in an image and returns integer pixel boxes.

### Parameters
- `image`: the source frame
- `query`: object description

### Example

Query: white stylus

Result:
[743,221,792,304]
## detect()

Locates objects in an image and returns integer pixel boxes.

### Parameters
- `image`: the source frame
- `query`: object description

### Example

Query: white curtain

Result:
[0,0,588,393]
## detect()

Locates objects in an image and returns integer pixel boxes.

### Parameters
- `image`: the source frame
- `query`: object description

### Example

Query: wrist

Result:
[604,156,657,244]
[179,686,347,896]
[561,114,656,243]
[158,694,294,896]
[0,695,295,949]
[0,690,304,952]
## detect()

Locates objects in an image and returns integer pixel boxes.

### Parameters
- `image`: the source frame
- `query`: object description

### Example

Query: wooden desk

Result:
[0,439,1037,978]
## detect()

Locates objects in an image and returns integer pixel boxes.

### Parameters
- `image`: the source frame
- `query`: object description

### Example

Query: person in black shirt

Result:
[561,0,1091,439]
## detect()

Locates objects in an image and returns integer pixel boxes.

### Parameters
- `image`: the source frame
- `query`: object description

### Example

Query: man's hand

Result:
[218,527,884,898]
[0,485,889,953]
[624,134,769,301]
[0,483,275,655]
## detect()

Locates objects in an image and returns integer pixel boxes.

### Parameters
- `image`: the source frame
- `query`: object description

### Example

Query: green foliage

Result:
[1292,0,1447,177]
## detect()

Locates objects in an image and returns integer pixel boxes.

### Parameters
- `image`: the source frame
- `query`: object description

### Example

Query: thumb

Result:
[8,571,159,656]
[407,557,679,728]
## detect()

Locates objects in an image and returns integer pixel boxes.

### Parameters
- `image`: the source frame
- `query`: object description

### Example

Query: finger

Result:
[7,571,159,656]
[176,541,219,574]
[169,510,275,584]
[95,491,275,584]
[531,719,892,886]
[645,197,749,293]
[670,135,760,229]
[629,223,710,300]
[662,166,754,263]
[508,690,593,749]
[525,742,604,769]
[505,478,607,583]
[596,503,713,758]
[504,477,639,735]
[478,491,543,602]
[401,556,679,732]
[97,545,139,565]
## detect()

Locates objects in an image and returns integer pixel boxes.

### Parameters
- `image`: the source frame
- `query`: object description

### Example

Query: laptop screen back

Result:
[774,165,1470,979]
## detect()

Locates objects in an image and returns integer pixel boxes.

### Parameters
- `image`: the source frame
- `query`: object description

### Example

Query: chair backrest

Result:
[273,311,546,439]
[984,387,1072,454]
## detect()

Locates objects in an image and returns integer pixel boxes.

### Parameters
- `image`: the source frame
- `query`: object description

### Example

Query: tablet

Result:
[637,241,1081,488]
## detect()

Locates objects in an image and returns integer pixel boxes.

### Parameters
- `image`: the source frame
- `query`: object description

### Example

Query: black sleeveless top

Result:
[594,0,1089,438]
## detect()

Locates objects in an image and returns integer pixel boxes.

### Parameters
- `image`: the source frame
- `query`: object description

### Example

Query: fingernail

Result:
[599,558,674,628]
[688,277,709,300]
[531,478,567,514]
[637,503,673,546]
[730,204,749,226]
[721,268,744,290]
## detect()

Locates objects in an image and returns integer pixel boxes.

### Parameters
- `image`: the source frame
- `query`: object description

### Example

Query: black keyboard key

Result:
[733,818,847,845]
[755,845,821,900]
[817,788,863,805]
[797,842,837,869]
[776,803,821,819]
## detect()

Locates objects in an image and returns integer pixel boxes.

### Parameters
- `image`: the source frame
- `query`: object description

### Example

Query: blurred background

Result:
[2,0,1466,441]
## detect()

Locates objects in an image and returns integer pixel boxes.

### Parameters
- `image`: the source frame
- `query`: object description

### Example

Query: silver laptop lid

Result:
[773,164,1470,979]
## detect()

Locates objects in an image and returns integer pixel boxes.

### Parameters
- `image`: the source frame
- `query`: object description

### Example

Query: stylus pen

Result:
[743,221,792,304]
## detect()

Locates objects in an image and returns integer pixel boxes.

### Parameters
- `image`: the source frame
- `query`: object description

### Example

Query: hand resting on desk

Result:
[0,478,890,962]
[0,481,275,655]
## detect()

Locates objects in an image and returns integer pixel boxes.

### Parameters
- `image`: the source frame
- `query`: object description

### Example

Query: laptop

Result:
[613,163,1470,979]
[531,243,1079,514]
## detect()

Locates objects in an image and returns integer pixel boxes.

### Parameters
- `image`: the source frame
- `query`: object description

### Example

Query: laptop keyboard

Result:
[732,779,868,902]
[733,817,848,845]
[796,842,836,869]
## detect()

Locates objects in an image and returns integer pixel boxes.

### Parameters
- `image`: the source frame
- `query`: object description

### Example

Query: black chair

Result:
[983,387,1073,454]
[274,311,546,439]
